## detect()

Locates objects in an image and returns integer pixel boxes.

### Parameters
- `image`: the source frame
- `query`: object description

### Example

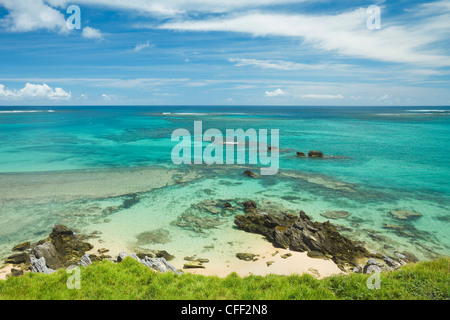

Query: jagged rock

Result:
[12,241,31,252]
[30,257,55,274]
[78,253,92,267]
[308,151,324,158]
[33,242,65,270]
[320,211,351,219]
[390,210,422,220]
[47,225,94,266]
[235,210,298,242]
[235,206,377,269]
[5,252,30,265]
[117,251,129,262]
[141,256,182,275]
[117,252,181,275]
[383,256,402,269]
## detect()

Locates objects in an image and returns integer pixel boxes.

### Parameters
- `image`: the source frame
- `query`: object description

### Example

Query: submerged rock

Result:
[171,213,223,233]
[390,210,422,220]
[135,228,172,245]
[320,210,352,219]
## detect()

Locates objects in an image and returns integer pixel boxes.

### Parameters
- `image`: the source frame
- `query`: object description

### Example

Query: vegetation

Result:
[0,257,448,300]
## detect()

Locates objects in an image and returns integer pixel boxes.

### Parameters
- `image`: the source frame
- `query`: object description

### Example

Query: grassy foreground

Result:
[0,257,448,300]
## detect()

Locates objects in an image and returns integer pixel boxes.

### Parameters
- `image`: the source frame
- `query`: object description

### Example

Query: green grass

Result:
[0,257,448,300]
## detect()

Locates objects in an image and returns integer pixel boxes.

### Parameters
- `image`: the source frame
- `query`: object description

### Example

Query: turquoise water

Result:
[0,106,449,263]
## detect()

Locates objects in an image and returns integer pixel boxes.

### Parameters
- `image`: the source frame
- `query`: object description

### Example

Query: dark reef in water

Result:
[234,200,416,271]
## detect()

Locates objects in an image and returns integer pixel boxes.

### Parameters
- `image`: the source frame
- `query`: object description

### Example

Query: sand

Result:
[85,235,343,279]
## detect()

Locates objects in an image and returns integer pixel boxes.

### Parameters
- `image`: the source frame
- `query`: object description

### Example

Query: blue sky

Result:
[0,0,449,106]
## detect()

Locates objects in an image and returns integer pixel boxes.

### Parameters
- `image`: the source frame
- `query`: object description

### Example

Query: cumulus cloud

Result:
[82,26,103,40]
[0,0,68,33]
[265,88,287,97]
[0,83,71,100]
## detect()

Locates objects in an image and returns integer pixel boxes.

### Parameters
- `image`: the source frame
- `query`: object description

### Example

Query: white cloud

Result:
[134,40,152,51]
[45,0,305,16]
[229,58,334,71]
[301,94,344,99]
[161,6,450,68]
[82,26,103,40]
[0,0,68,33]
[0,83,71,100]
[265,88,287,97]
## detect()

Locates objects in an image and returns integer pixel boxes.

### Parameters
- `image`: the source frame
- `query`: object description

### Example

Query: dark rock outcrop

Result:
[5,252,30,265]
[296,152,306,157]
[234,205,378,270]
[47,225,94,266]
[308,151,324,158]
[12,242,31,252]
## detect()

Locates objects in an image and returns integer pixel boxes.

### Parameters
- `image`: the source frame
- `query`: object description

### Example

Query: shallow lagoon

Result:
[0,106,449,266]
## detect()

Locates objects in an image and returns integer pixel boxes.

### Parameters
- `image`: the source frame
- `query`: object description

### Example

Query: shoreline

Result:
[0,239,344,281]
[83,235,344,279]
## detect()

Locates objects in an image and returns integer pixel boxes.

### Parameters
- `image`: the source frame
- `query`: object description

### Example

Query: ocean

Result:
[0,106,449,265]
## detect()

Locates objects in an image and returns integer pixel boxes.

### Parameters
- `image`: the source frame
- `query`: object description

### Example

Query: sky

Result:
[0,0,449,106]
